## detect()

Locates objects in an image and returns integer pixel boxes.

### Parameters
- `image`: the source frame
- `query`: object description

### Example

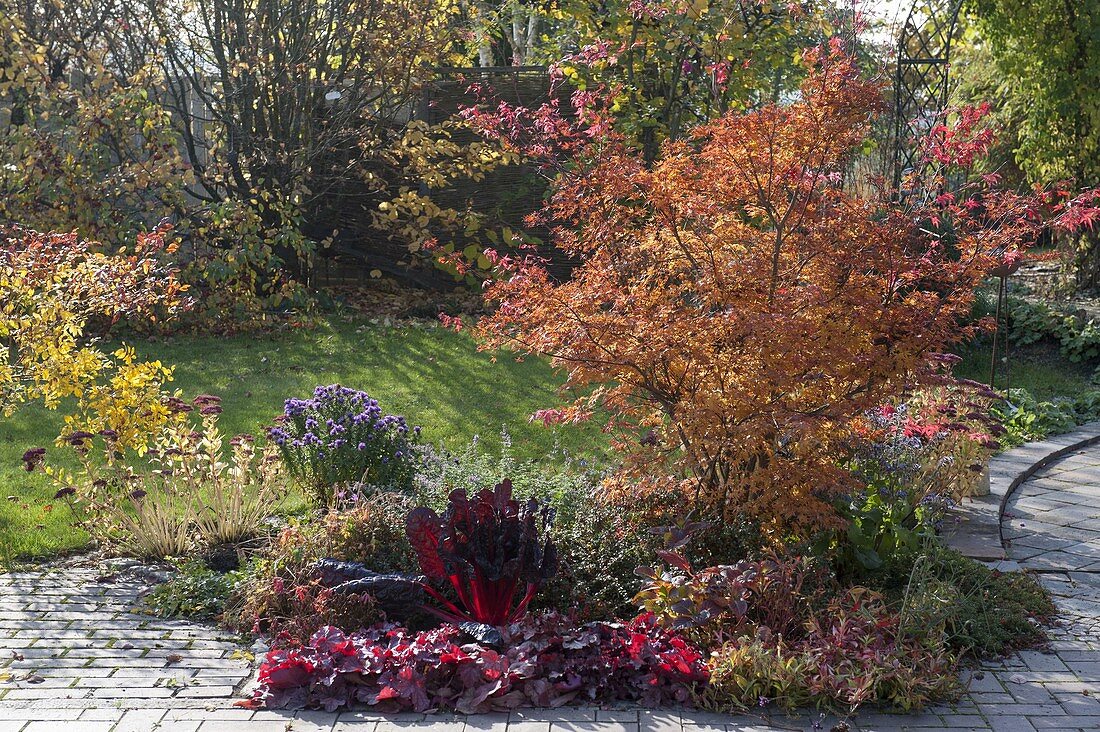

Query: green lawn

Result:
[0,316,606,562]
[953,339,1095,400]
[3,316,1089,564]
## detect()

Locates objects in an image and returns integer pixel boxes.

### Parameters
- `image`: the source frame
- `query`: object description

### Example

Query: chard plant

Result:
[317,479,559,638]
[406,479,559,627]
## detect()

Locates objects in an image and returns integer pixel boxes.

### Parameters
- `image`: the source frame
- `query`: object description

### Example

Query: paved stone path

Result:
[4,443,1100,731]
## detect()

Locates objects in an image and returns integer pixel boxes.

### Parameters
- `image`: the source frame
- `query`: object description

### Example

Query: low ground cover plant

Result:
[703,588,959,712]
[892,547,1056,658]
[993,387,1100,445]
[243,614,708,713]
[633,526,967,712]
[145,558,249,620]
[1007,295,1100,370]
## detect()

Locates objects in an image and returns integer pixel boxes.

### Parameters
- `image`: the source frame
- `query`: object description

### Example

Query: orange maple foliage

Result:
[472,47,1071,533]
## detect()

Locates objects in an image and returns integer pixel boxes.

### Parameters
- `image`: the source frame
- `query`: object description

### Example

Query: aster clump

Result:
[269,385,421,505]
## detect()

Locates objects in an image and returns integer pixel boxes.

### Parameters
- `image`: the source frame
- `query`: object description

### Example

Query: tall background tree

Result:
[962,0,1100,287]
[146,0,479,296]
[0,1,187,245]
[1,0,883,320]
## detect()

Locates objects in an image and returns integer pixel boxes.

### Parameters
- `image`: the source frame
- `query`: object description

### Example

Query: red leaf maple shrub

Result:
[243,612,708,713]
[465,44,1099,533]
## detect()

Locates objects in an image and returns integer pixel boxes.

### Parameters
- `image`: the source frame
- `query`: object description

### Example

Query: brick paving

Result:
[4,438,1100,730]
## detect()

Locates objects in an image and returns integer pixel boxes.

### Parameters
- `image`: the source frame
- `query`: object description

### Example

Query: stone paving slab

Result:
[0,568,252,712]
[0,571,1096,731]
[6,431,1100,731]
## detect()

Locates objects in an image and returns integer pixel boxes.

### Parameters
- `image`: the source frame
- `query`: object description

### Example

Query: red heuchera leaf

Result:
[248,615,707,713]
[258,651,315,690]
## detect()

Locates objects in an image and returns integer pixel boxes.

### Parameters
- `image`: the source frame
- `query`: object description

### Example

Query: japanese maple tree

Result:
[468,44,1097,533]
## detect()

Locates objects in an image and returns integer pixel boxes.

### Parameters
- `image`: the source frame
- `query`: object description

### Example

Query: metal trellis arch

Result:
[892,0,965,193]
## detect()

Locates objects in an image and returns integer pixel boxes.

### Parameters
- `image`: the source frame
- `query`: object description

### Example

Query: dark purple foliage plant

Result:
[241,613,709,713]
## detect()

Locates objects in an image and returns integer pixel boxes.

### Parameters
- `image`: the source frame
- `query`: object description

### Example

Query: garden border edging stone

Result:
[942,420,1100,561]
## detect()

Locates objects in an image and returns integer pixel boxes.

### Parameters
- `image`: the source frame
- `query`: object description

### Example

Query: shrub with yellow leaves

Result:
[0,224,189,437]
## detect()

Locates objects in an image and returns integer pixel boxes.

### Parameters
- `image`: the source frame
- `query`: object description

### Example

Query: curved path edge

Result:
[943,420,1100,561]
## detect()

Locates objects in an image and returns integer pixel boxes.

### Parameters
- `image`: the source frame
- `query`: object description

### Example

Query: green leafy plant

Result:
[702,631,815,710]
[1006,296,1061,347]
[898,548,1055,658]
[834,397,998,577]
[145,558,247,620]
[1007,296,1100,365]
[994,388,1084,446]
[1060,318,1100,363]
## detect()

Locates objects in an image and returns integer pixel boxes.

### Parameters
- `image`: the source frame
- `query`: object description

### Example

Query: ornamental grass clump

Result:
[269,385,420,505]
[36,394,287,559]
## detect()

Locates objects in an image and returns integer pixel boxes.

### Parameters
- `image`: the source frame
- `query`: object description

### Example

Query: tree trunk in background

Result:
[1075,232,1100,292]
